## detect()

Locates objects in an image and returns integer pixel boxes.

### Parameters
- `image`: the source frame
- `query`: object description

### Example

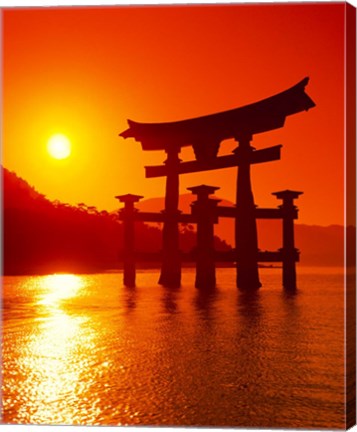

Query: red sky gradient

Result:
[2,3,347,225]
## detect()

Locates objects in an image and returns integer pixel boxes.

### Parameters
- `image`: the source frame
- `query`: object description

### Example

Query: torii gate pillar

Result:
[116,193,143,288]
[158,146,182,288]
[273,190,303,291]
[188,185,220,290]
[235,135,262,291]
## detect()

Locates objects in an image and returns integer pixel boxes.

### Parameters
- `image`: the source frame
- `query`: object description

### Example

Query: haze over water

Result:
[2,268,345,428]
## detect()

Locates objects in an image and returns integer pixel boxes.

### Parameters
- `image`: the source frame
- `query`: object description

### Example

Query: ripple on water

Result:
[2,269,346,428]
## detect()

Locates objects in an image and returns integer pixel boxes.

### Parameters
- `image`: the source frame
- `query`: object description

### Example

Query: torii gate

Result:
[120,77,315,290]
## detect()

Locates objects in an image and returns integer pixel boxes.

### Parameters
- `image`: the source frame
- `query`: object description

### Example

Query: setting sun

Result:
[47,134,71,160]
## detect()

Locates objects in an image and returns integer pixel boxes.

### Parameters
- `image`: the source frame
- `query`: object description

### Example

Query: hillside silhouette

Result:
[2,167,230,275]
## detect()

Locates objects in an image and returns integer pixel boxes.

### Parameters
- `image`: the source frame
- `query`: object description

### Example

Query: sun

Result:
[47,134,71,160]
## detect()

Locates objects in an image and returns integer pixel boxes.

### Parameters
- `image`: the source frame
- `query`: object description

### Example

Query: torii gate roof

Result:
[120,77,315,158]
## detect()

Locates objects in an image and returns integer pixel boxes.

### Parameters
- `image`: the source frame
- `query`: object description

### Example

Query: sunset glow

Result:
[2,4,349,224]
[47,134,71,160]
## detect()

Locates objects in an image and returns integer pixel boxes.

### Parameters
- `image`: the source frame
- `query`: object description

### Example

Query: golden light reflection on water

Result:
[37,274,83,308]
[9,274,96,425]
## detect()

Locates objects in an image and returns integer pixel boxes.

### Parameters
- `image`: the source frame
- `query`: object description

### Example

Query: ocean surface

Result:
[2,268,346,428]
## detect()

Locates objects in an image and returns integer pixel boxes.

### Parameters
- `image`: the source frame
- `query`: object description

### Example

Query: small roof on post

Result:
[187,185,220,199]
[115,194,143,205]
[119,77,315,162]
[272,190,303,205]
[272,190,303,199]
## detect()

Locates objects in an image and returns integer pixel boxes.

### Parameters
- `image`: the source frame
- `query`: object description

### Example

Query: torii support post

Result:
[235,135,262,291]
[272,190,303,291]
[188,185,220,290]
[115,194,143,288]
[158,146,182,288]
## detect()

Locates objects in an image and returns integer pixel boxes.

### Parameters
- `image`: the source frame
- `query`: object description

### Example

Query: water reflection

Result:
[237,291,263,323]
[5,274,94,425]
[282,287,299,301]
[161,287,180,314]
[37,274,83,309]
[123,286,137,312]
[22,315,88,424]
[193,289,218,317]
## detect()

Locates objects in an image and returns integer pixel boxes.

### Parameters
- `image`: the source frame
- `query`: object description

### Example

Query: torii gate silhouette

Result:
[120,77,315,291]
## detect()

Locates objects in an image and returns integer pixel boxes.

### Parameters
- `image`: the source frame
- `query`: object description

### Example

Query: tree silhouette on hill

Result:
[2,167,230,275]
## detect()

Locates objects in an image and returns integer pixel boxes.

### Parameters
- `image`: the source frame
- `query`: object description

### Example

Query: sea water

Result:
[1,268,346,428]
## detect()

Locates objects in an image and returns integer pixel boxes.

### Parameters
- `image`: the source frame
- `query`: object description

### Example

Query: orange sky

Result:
[2,3,348,225]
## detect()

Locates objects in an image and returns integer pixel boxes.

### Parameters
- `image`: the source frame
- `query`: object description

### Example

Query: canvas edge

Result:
[346,1,356,430]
